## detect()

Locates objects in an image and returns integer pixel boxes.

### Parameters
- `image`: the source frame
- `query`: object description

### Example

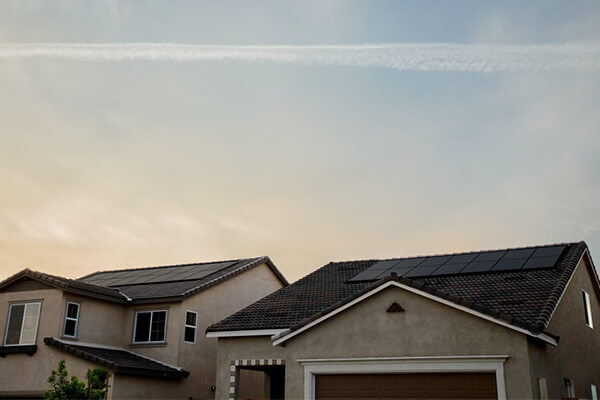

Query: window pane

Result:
[20,303,40,345]
[67,303,79,319]
[186,312,196,326]
[64,319,77,337]
[5,305,25,345]
[134,312,151,342]
[184,326,196,343]
[150,311,166,342]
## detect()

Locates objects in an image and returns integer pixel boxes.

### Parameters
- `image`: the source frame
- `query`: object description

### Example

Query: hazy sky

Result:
[1,1,600,282]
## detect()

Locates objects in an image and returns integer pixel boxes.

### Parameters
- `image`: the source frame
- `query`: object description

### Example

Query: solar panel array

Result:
[348,245,566,283]
[81,261,237,287]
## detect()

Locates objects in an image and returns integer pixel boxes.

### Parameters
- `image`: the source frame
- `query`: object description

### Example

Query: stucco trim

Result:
[299,355,509,400]
[272,281,558,346]
[206,329,287,338]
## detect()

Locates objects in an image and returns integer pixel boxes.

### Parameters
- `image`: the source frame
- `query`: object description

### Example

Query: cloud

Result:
[0,42,599,72]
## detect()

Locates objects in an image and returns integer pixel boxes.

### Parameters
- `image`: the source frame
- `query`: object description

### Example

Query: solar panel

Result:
[503,248,535,259]
[531,246,566,257]
[430,263,468,276]
[82,261,237,286]
[346,245,567,283]
[473,251,506,262]
[446,253,477,264]
[403,265,440,278]
[491,258,528,271]
[419,256,451,267]
[522,256,560,270]
[460,261,496,274]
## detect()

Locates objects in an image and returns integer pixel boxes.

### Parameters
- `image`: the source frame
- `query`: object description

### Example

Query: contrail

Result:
[0,42,599,72]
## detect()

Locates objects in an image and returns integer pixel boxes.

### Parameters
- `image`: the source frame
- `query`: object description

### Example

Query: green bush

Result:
[44,360,109,400]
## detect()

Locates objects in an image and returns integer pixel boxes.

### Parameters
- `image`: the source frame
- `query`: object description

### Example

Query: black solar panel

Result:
[491,258,528,271]
[430,263,467,276]
[403,265,440,278]
[346,244,567,283]
[461,261,496,274]
[82,261,237,286]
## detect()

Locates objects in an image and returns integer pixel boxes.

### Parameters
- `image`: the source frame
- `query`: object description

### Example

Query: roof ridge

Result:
[79,256,263,279]
[329,241,581,265]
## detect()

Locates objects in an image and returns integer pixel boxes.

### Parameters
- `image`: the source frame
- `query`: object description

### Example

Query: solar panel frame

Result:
[503,248,535,259]
[419,256,451,267]
[473,251,506,262]
[446,254,477,264]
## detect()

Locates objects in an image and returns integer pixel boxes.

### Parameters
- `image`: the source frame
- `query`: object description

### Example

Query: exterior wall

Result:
[178,263,285,400]
[527,257,600,399]
[110,375,183,400]
[215,285,535,400]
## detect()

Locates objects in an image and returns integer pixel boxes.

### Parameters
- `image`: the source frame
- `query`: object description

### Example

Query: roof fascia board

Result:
[206,329,287,338]
[272,281,557,346]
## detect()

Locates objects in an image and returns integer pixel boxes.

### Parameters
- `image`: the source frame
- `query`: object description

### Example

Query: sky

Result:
[0,0,600,282]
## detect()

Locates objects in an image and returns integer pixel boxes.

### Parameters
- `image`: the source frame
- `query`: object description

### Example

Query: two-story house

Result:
[0,256,287,399]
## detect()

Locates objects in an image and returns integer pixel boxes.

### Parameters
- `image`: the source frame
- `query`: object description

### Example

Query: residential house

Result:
[0,256,287,399]
[207,242,600,400]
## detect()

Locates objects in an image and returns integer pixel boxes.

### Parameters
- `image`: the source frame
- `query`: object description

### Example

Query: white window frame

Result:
[299,355,508,400]
[3,302,42,346]
[592,384,598,400]
[62,302,80,338]
[132,310,168,344]
[183,310,197,344]
[583,290,594,329]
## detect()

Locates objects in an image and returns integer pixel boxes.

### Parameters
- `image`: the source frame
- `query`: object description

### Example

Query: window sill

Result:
[60,336,79,342]
[129,342,168,348]
[0,345,37,357]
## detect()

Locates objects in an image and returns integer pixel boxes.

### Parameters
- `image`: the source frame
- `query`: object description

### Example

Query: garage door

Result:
[315,373,497,399]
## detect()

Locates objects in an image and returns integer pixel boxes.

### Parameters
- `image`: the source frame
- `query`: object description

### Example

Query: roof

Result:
[79,256,287,302]
[0,269,128,303]
[207,242,595,342]
[44,337,189,379]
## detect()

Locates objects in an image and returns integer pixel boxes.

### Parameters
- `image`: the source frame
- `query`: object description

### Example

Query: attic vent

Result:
[387,303,405,313]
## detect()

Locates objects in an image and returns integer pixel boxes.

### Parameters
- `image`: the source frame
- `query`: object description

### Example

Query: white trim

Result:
[4,302,42,346]
[584,289,594,329]
[272,280,558,346]
[63,302,80,338]
[132,309,168,344]
[206,329,287,338]
[183,310,197,344]
[299,355,508,400]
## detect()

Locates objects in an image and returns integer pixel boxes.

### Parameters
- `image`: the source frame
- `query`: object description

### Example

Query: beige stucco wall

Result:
[527,256,600,399]
[215,284,536,399]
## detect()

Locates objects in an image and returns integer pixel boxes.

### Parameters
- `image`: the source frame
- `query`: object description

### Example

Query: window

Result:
[592,384,598,400]
[184,311,197,344]
[583,290,594,328]
[4,302,41,346]
[133,310,167,343]
[63,302,80,338]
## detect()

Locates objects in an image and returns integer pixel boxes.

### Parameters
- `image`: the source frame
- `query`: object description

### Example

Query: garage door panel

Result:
[315,373,497,400]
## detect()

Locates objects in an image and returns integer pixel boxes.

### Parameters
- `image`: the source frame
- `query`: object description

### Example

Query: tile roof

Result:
[207,242,593,337]
[78,256,287,302]
[44,337,188,379]
[0,269,128,303]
